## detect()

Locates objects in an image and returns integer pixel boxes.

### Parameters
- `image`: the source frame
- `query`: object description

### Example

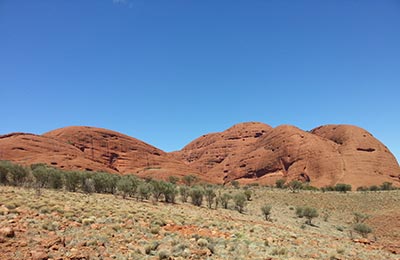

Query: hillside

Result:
[1,186,399,259]
[1,123,399,188]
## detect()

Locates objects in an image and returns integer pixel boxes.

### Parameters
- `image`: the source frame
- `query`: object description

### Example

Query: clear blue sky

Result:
[1,0,399,161]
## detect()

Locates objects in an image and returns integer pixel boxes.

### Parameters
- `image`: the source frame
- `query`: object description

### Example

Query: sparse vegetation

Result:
[0,161,398,259]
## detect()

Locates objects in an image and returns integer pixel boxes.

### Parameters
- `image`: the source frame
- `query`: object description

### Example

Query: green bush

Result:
[275,179,286,189]
[218,193,231,209]
[92,172,118,194]
[380,182,393,190]
[162,182,178,203]
[204,186,216,208]
[353,223,372,238]
[138,182,152,201]
[32,164,50,188]
[233,193,247,213]
[64,171,82,192]
[288,180,303,192]
[48,168,64,189]
[261,205,272,221]
[353,212,369,224]
[369,185,379,191]
[168,176,179,184]
[334,183,352,193]
[150,180,165,201]
[244,189,252,201]
[189,187,204,206]
[296,206,318,225]
[231,180,240,189]
[179,186,190,202]
[117,175,139,199]
[182,175,197,186]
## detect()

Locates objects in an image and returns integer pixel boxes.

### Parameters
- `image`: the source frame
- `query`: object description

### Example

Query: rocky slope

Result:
[0,123,399,188]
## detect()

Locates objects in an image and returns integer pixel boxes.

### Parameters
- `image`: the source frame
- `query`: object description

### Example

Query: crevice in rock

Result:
[357,148,375,152]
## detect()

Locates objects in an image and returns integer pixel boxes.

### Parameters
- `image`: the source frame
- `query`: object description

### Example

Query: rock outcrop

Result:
[1,123,399,188]
[174,123,400,188]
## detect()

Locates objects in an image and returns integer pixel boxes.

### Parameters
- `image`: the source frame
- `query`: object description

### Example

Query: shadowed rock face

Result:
[0,123,399,188]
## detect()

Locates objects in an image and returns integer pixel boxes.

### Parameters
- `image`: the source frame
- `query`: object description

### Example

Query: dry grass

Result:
[0,185,399,259]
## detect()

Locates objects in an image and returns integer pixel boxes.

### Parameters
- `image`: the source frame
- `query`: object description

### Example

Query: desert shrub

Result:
[356,186,369,192]
[204,186,216,208]
[231,180,240,189]
[275,179,286,189]
[296,206,318,225]
[353,212,369,224]
[233,193,247,213]
[150,180,165,201]
[218,193,231,209]
[48,168,64,189]
[117,175,138,199]
[261,205,272,221]
[168,176,179,184]
[64,171,82,192]
[92,172,118,194]
[0,161,11,185]
[4,162,29,186]
[182,175,197,186]
[353,223,372,238]
[32,164,50,188]
[162,182,178,203]
[244,189,252,201]
[197,238,209,247]
[179,186,190,202]
[302,184,319,191]
[321,186,335,192]
[190,187,204,206]
[334,183,352,193]
[380,182,393,190]
[369,185,379,191]
[138,182,152,201]
[288,180,303,192]
[82,178,95,194]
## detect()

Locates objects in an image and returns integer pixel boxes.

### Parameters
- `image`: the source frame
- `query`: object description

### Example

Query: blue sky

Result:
[1,0,399,161]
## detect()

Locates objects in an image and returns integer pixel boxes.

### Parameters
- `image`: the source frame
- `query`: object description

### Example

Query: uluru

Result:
[1,122,399,189]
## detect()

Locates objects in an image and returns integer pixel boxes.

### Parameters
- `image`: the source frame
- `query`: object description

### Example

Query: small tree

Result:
[302,207,318,225]
[334,183,352,193]
[83,178,95,194]
[168,176,179,184]
[353,212,369,224]
[296,206,318,225]
[231,180,240,189]
[162,182,178,203]
[354,223,372,238]
[380,182,393,191]
[218,193,231,209]
[179,186,190,202]
[138,182,152,201]
[204,187,216,209]
[275,179,286,189]
[150,180,165,202]
[183,175,197,187]
[190,187,204,206]
[261,205,272,221]
[48,169,64,190]
[32,165,50,189]
[233,193,247,213]
[64,171,82,192]
[244,189,252,201]
[288,180,302,193]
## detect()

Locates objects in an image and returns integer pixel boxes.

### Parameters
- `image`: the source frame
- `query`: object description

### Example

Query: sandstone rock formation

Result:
[0,126,203,181]
[1,123,399,188]
[174,123,400,188]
